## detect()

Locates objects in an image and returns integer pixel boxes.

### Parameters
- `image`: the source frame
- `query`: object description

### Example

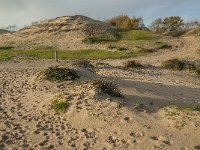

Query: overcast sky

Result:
[0,0,200,28]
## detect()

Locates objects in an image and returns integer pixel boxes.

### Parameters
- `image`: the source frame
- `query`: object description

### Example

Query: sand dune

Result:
[0,58,200,150]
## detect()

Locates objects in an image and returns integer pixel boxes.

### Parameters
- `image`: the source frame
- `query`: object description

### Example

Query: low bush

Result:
[52,100,69,113]
[117,47,129,51]
[44,67,79,81]
[161,59,200,76]
[195,64,200,76]
[161,59,195,71]
[138,48,154,53]
[107,45,118,49]
[93,80,122,98]
[83,32,121,44]
[124,60,143,68]
[158,44,172,49]
[51,95,70,113]
[74,60,94,68]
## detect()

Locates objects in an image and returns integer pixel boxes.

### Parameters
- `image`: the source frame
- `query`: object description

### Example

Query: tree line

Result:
[105,15,200,33]
[1,15,199,33]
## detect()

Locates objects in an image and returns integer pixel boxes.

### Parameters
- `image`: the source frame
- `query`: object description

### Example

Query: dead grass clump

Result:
[124,60,143,68]
[44,67,79,81]
[138,48,154,53]
[107,45,118,50]
[117,47,129,51]
[195,64,200,76]
[93,80,122,98]
[74,60,94,68]
[161,59,195,71]
[158,44,172,49]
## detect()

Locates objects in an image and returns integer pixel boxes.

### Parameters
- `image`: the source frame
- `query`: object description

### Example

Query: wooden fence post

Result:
[55,51,58,62]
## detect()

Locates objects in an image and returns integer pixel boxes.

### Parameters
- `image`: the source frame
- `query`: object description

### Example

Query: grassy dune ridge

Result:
[0,49,145,61]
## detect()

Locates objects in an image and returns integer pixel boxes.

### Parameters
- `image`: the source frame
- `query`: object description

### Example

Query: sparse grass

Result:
[93,80,122,98]
[122,30,157,40]
[185,27,200,36]
[169,105,200,112]
[44,67,79,81]
[32,45,54,50]
[163,30,186,37]
[0,46,14,50]
[161,59,200,76]
[124,60,143,68]
[161,59,196,71]
[166,111,177,117]
[51,94,70,113]
[0,49,145,61]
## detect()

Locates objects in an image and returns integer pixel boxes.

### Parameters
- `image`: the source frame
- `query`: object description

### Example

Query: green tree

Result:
[163,16,184,31]
[149,18,164,32]
[150,16,185,32]
[105,15,144,30]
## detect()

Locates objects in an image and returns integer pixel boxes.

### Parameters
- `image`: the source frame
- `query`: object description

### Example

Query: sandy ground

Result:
[0,56,200,150]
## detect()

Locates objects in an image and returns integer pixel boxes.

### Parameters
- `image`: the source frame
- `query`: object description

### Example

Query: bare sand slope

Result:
[135,36,200,66]
[0,15,117,50]
[0,59,200,150]
[103,36,200,67]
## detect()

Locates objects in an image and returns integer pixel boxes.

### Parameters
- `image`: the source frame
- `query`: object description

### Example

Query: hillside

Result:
[0,15,118,50]
[0,29,9,35]
[184,27,200,36]
[0,15,200,150]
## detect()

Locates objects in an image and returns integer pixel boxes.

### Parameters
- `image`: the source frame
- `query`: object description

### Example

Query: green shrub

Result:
[51,94,70,113]
[52,100,69,113]
[93,80,122,98]
[44,67,79,81]
[124,60,143,68]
